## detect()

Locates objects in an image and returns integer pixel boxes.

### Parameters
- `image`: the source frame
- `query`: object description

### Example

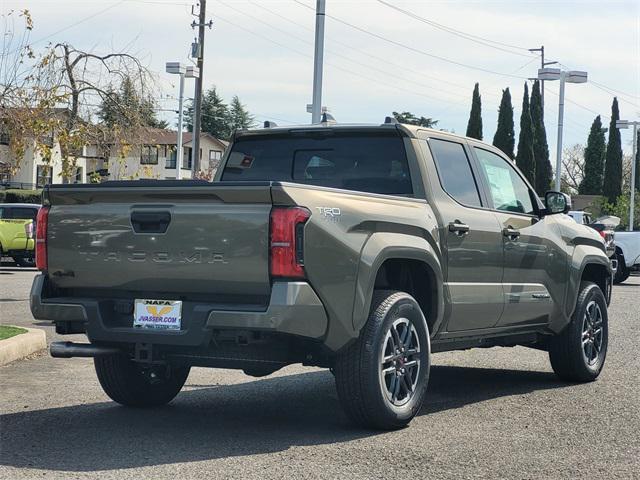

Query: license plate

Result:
[134,299,182,330]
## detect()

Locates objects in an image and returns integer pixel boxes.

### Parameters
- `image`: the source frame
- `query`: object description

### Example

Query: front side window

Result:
[474,148,535,215]
[221,131,412,195]
[427,138,481,207]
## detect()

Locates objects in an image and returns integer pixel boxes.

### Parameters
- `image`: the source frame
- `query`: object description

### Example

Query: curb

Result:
[0,326,47,366]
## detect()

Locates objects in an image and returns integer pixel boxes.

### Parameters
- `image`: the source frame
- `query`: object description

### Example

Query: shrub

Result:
[1,189,43,204]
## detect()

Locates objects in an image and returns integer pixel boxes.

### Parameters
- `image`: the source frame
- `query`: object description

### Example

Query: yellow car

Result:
[0,203,40,267]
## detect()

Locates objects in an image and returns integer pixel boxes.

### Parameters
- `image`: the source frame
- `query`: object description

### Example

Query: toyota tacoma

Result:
[30,120,613,429]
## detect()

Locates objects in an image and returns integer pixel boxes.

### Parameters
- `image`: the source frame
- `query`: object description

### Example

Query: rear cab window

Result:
[221,130,413,196]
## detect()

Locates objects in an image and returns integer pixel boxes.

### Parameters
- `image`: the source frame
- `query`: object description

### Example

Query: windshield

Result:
[221,131,412,195]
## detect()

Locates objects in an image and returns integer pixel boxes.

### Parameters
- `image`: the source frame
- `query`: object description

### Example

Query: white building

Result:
[104,129,228,180]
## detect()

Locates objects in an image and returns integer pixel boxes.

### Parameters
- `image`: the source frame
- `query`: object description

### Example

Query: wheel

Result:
[334,290,430,430]
[549,282,608,382]
[613,252,630,284]
[14,256,35,268]
[94,354,190,407]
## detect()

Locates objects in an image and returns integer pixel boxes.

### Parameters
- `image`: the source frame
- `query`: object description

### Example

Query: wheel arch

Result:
[352,232,444,338]
[565,249,612,321]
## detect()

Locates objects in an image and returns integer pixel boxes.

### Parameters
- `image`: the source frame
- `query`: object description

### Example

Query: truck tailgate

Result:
[45,182,273,300]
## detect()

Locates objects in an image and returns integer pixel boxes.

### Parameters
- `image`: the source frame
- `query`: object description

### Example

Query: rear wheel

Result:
[94,354,190,407]
[334,290,430,430]
[613,253,630,284]
[549,282,608,382]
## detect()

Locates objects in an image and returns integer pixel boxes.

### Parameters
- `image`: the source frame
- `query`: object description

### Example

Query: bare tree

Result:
[561,144,585,195]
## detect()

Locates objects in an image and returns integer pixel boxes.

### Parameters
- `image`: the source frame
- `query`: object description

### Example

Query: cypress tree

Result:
[466,83,483,140]
[493,88,515,160]
[603,98,623,204]
[530,80,552,194]
[515,83,535,185]
[578,116,606,195]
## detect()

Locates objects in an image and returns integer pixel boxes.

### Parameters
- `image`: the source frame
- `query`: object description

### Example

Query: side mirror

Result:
[544,191,571,215]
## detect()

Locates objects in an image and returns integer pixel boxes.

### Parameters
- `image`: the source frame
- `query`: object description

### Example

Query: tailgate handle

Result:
[130,211,171,234]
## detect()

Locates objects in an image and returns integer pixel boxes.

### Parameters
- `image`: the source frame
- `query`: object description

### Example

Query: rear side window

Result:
[6,207,38,220]
[221,131,412,195]
[427,138,482,207]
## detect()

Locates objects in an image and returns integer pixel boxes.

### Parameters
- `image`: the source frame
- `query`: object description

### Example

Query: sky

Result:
[3,0,640,161]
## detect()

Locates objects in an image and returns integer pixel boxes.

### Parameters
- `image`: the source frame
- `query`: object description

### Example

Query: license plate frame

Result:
[133,299,182,331]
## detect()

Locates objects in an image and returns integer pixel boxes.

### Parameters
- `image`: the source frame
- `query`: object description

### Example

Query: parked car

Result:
[0,203,40,267]
[31,121,613,430]
[568,211,616,261]
[613,231,640,284]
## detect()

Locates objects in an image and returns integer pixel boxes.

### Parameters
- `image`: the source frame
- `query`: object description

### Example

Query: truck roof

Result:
[233,122,467,143]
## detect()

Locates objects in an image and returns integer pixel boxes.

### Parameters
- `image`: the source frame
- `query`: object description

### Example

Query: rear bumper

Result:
[30,275,328,346]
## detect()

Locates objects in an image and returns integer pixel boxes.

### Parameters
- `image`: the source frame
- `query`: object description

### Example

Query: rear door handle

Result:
[131,211,171,234]
[448,221,470,236]
[502,226,520,240]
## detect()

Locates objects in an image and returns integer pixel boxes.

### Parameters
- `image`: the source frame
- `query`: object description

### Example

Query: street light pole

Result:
[617,119,639,231]
[555,71,566,191]
[176,71,185,180]
[538,67,587,192]
[311,0,326,124]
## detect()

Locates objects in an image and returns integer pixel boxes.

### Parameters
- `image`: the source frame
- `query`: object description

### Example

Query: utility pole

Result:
[528,45,557,118]
[191,0,212,174]
[311,0,326,124]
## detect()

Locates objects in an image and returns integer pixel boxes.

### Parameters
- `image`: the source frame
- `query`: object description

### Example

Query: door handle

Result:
[448,221,470,236]
[130,211,171,234]
[502,226,520,240]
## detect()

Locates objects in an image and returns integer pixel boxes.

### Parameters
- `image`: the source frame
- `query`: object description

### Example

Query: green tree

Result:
[465,83,482,140]
[187,86,231,139]
[578,115,606,195]
[603,98,623,204]
[493,88,515,160]
[392,111,438,128]
[515,83,535,184]
[228,95,255,131]
[98,76,167,129]
[530,80,552,194]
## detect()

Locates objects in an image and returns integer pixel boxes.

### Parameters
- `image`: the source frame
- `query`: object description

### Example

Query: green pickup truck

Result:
[30,121,613,429]
[0,203,39,267]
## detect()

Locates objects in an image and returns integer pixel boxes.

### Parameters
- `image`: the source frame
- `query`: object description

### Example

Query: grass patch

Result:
[0,325,28,341]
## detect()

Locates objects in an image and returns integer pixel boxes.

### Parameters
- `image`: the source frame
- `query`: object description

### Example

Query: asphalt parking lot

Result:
[1,266,639,479]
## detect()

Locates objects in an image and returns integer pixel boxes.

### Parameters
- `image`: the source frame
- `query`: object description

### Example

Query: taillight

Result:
[598,230,607,239]
[270,207,311,279]
[35,206,49,271]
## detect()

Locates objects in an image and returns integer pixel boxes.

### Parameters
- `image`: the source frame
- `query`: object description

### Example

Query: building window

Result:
[74,167,83,184]
[165,147,177,169]
[0,129,10,145]
[36,165,53,187]
[209,150,222,162]
[140,145,159,165]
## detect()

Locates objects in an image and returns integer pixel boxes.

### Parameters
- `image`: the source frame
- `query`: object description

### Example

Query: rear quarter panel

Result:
[273,184,442,351]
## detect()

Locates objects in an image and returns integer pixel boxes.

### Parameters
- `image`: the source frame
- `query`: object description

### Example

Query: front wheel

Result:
[94,354,190,407]
[549,282,608,382]
[334,290,430,430]
[613,253,630,284]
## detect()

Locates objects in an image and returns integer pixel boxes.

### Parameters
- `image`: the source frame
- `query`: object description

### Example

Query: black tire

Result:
[334,290,431,430]
[549,281,608,382]
[14,256,35,268]
[94,354,190,407]
[613,255,630,284]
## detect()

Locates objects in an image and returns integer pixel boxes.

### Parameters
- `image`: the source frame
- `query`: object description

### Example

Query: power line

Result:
[375,0,534,57]
[292,0,529,80]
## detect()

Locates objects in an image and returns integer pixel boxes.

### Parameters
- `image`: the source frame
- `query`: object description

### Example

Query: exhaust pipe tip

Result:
[50,341,121,358]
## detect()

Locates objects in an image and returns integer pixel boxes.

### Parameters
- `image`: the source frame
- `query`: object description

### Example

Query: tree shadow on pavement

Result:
[0,365,566,472]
